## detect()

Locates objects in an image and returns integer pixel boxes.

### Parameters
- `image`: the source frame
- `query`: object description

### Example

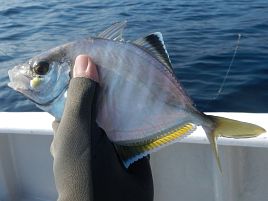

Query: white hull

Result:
[0,112,267,201]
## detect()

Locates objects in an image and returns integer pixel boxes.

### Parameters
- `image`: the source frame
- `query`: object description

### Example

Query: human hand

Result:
[51,55,98,201]
[51,55,153,201]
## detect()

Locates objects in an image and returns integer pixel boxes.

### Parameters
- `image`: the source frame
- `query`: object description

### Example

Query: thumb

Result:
[73,54,99,82]
[63,55,98,119]
[52,55,98,154]
[52,55,99,133]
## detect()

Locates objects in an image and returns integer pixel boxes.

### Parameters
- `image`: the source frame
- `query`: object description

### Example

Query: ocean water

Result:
[0,0,267,113]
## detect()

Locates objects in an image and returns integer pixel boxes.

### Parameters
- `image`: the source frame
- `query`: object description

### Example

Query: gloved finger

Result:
[54,55,98,145]
[51,55,99,133]
[52,120,60,133]
[51,55,98,160]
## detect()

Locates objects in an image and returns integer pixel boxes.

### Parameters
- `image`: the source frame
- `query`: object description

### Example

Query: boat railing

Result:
[0,112,267,201]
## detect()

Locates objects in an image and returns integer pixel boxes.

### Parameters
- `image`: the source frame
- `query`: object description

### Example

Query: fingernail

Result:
[73,55,99,82]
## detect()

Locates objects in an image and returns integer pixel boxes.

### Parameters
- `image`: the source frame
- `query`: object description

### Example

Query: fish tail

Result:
[203,115,266,172]
[115,123,197,168]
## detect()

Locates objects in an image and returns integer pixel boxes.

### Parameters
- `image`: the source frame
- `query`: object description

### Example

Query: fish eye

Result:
[33,61,50,75]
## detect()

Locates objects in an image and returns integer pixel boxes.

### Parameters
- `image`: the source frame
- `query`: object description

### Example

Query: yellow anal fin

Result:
[115,123,197,168]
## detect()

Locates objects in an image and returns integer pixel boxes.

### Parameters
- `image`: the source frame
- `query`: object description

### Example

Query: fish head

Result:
[8,44,72,118]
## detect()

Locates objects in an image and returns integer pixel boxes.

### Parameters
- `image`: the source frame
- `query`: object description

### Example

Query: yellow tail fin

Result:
[203,115,266,172]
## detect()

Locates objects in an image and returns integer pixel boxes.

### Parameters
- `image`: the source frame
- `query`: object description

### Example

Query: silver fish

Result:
[8,21,266,169]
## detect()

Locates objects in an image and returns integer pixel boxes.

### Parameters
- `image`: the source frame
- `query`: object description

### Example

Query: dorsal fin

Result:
[133,32,173,72]
[97,21,127,41]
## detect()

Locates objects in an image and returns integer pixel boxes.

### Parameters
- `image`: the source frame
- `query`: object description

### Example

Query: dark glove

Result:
[51,77,96,201]
[51,55,154,201]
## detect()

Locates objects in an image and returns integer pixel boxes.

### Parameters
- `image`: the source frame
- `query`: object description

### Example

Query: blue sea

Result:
[0,0,267,113]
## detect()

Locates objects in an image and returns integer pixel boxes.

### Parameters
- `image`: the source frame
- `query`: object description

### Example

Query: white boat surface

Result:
[0,112,267,201]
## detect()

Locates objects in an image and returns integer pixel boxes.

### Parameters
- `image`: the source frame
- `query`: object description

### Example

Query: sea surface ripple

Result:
[0,0,267,112]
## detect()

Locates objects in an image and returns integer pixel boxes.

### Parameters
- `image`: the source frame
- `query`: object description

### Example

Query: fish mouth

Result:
[8,68,31,92]
[8,69,48,105]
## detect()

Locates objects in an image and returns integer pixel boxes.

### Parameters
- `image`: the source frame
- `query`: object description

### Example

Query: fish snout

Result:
[8,65,31,91]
